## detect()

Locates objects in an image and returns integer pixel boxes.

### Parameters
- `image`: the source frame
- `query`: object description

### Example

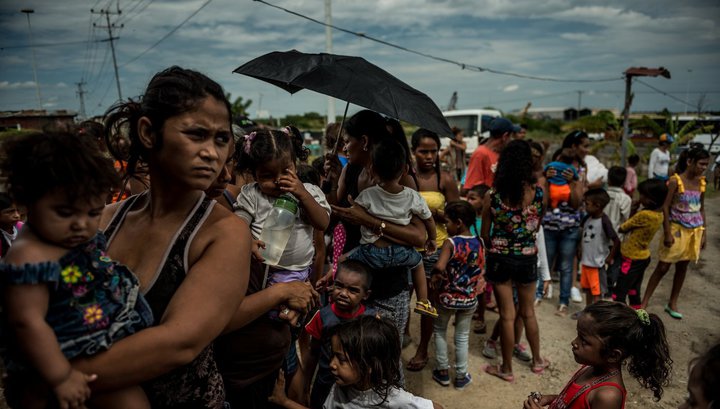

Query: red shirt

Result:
[463,145,499,190]
[305,303,367,340]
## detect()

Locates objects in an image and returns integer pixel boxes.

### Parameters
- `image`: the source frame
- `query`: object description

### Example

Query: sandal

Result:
[531,358,551,374]
[554,304,568,317]
[486,302,499,313]
[483,364,514,383]
[414,300,439,318]
[473,320,487,334]
[664,304,683,319]
[406,356,429,372]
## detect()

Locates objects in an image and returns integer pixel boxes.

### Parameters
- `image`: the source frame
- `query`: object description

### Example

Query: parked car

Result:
[440,109,503,155]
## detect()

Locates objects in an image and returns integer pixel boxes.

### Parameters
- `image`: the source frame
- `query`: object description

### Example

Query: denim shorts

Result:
[346,243,422,270]
[486,253,538,284]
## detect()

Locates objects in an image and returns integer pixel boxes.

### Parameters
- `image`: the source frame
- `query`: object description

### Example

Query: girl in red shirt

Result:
[523,301,671,409]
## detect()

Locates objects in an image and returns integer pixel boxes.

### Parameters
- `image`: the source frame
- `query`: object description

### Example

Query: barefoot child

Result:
[0,132,153,408]
[343,138,438,318]
[271,316,444,409]
[523,301,672,409]
[430,201,485,389]
[576,188,620,311]
[642,147,709,319]
[235,128,331,316]
[290,260,376,408]
[612,179,668,308]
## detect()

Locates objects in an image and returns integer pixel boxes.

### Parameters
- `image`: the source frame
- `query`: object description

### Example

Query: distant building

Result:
[0,109,77,132]
[516,107,619,121]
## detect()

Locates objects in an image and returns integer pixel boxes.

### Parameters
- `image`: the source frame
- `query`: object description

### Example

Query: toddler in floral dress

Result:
[0,132,153,408]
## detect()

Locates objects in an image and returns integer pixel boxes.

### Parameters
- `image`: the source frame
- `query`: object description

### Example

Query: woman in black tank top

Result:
[69,67,253,409]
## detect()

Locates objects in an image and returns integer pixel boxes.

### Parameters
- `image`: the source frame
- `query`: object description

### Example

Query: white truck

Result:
[440,109,503,155]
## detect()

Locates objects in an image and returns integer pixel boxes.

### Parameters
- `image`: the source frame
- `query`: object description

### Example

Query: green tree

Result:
[225,93,252,118]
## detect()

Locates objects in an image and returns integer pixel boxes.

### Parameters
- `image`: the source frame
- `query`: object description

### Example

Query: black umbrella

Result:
[233,50,452,139]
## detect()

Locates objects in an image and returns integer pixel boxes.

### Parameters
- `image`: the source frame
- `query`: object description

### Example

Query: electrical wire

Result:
[0,38,111,51]
[635,79,696,108]
[121,0,213,67]
[254,0,622,83]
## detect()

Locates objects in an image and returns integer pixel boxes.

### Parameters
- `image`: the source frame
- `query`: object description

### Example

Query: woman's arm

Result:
[441,170,460,202]
[74,214,251,391]
[223,280,319,332]
[330,198,426,248]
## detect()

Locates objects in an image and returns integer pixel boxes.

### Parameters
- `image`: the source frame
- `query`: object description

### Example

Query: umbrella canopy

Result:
[233,50,452,137]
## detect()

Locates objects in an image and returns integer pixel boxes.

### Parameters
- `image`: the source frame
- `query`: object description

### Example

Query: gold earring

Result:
[363,146,368,151]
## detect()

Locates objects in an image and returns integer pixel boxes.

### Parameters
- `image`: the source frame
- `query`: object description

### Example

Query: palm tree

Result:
[225,93,253,118]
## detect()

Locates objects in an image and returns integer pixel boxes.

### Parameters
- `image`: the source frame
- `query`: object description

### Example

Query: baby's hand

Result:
[251,240,266,261]
[53,369,96,409]
[424,239,437,255]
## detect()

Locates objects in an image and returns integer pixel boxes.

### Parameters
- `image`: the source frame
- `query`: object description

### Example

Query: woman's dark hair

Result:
[582,301,671,401]
[411,128,442,186]
[236,128,309,175]
[0,132,119,206]
[345,110,415,186]
[330,315,401,405]
[561,130,589,164]
[445,200,476,227]
[690,343,720,405]
[637,179,668,210]
[494,140,536,207]
[104,66,231,182]
[676,146,710,174]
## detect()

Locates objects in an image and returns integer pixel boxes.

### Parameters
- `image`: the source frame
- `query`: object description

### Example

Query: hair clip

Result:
[636,309,651,326]
[281,126,291,135]
[243,132,256,154]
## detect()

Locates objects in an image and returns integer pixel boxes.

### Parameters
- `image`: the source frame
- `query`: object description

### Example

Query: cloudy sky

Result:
[1,0,719,120]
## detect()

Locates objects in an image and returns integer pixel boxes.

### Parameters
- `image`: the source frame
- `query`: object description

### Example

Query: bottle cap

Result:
[274,194,299,214]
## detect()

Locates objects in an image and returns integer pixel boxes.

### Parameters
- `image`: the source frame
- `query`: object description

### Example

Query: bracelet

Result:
[377,221,386,238]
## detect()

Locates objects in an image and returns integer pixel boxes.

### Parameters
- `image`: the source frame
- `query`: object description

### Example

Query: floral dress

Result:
[488,186,544,256]
[0,232,152,371]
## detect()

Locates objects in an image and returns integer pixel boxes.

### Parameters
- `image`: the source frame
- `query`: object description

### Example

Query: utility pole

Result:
[325,0,335,125]
[576,90,583,116]
[20,9,42,109]
[92,8,123,101]
[76,81,87,119]
[621,67,671,166]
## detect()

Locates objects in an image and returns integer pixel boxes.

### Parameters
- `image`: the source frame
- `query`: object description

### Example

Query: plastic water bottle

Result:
[259,194,298,266]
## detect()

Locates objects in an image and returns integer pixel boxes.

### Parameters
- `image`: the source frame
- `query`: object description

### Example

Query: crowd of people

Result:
[0,66,717,409]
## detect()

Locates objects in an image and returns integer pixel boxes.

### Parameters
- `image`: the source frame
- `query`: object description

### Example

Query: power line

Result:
[121,0,213,67]
[635,79,695,108]
[0,38,112,51]
[254,0,622,84]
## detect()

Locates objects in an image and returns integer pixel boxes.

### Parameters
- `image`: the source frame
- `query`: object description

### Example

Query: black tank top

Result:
[104,192,225,409]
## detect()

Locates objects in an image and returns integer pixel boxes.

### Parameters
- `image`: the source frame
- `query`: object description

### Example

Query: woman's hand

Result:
[268,370,290,406]
[281,281,320,315]
[424,239,437,255]
[330,195,375,227]
[542,280,551,297]
[53,369,96,409]
[561,168,575,183]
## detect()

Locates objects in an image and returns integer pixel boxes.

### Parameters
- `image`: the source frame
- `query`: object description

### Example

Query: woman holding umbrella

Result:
[323,110,427,348]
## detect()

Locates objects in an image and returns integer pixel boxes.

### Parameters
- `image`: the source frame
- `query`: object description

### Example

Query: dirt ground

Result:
[403,193,720,409]
[1,198,717,409]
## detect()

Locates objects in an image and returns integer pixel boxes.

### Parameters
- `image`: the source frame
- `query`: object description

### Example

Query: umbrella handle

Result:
[331,101,350,156]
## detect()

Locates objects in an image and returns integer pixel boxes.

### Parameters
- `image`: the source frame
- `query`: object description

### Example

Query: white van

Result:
[440,109,503,155]
[691,133,720,154]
